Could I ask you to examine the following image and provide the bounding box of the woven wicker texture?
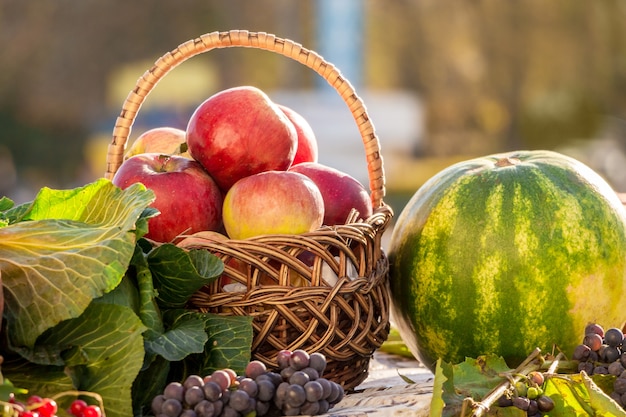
[105,30,393,389]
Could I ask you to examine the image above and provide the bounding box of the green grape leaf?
[148,243,223,309]
[0,179,154,348]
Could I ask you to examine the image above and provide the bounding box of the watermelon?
[388,150,626,371]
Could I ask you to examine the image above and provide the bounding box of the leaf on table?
[148,243,223,309]
[0,179,154,348]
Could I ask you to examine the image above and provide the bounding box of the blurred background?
[1,0,626,215]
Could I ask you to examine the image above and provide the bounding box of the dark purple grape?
[285,384,307,407]
[264,372,283,387]
[614,377,626,394]
[317,378,332,399]
[585,323,605,338]
[184,375,205,389]
[280,366,296,381]
[245,360,267,379]
[300,400,321,415]
[255,400,271,416]
[164,382,185,402]
[238,378,258,397]
[578,361,594,374]
[282,403,301,416]
[572,344,591,361]
[277,350,292,369]
[318,399,330,414]
[605,346,622,363]
[511,396,530,411]
[202,381,222,402]
[184,386,205,407]
[527,399,539,415]
[593,366,609,375]
[536,395,555,412]
[289,350,311,370]
[620,352,626,368]
[257,379,276,402]
[609,361,625,376]
[327,382,343,404]
[274,382,290,408]
[161,398,183,417]
[497,395,513,407]
[605,328,624,347]
[308,352,327,374]
[301,367,320,381]
[194,400,215,417]
[180,410,197,417]
[221,405,240,417]
[583,333,603,351]
[289,371,310,386]
[152,394,166,415]
[212,399,223,416]
[304,381,324,402]
[228,390,250,412]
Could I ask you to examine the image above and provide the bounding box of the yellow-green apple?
[278,104,318,165]
[186,86,298,191]
[222,170,324,239]
[112,153,223,243]
[288,162,373,225]
[124,127,191,160]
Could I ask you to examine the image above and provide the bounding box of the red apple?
[222,170,324,239]
[186,86,298,191]
[279,104,318,165]
[125,126,191,160]
[112,153,223,243]
[288,162,373,226]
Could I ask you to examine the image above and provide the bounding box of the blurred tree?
[0,0,625,198]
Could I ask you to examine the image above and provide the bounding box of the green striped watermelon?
[389,150,626,371]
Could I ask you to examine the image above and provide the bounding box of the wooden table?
[323,351,435,416]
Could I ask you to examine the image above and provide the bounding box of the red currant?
[18,410,39,417]
[26,396,43,406]
[36,399,58,417]
[69,399,88,417]
[82,405,102,417]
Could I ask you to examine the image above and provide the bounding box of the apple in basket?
[222,170,324,239]
[278,104,319,165]
[112,153,223,243]
[186,86,298,191]
[289,162,373,225]
[124,126,191,160]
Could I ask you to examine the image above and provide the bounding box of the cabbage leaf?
[0,179,155,348]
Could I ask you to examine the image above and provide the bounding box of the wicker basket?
[104,30,394,390]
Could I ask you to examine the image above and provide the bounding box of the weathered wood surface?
[322,351,435,416]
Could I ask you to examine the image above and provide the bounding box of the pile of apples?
[113,86,373,243]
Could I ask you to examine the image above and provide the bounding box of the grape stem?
[461,348,545,417]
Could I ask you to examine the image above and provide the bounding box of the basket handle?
[105,30,386,208]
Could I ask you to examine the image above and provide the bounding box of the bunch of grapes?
[496,371,555,416]
[151,349,344,417]
[572,323,626,407]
